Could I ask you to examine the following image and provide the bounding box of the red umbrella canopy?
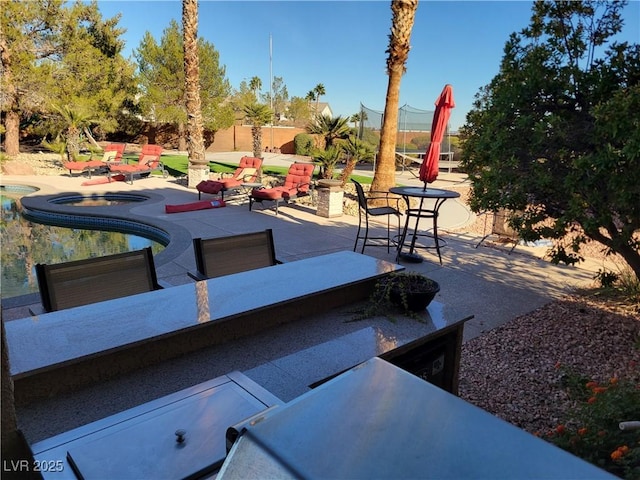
[419,84,455,186]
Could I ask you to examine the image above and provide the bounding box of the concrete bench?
[6,251,403,404]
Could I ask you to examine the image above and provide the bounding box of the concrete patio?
[1,153,601,444]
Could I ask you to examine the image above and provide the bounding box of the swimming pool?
[1,186,165,299]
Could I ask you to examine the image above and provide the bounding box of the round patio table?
[389,186,460,265]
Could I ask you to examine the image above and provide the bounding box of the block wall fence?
[207,125,307,154]
[137,125,430,154]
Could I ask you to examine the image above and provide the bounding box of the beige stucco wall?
[207,125,308,154]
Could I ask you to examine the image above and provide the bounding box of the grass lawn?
[158,154,374,184]
[75,152,375,184]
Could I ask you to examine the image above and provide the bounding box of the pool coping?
[2,178,193,278]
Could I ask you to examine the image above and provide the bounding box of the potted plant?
[385,272,440,312]
[353,272,440,320]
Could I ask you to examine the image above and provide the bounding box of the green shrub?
[548,367,640,479]
[593,264,640,305]
[359,128,380,148]
[395,142,417,152]
[351,272,438,322]
[410,134,430,150]
[294,133,314,155]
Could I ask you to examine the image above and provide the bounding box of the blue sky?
[97,1,640,132]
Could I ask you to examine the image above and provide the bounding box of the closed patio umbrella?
[419,84,455,189]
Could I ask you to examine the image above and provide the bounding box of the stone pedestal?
[188,164,210,189]
[316,180,344,218]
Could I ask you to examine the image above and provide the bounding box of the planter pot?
[390,281,440,312]
[317,179,342,188]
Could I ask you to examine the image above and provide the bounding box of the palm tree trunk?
[340,156,358,187]
[371,0,418,195]
[178,122,187,152]
[183,0,208,188]
[373,72,402,193]
[252,126,262,158]
[66,126,81,161]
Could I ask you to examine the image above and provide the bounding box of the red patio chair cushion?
[111,164,143,173]
[251,186,293,201]
[64,160,106,171]
[249,162,314,202]
[196,180,225,195]
[165,199,226,213]
[282,163,314,194]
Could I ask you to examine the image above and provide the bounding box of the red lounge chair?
[109,144,167,184]
[249,162,315,215]
[101,143,127,165]
[196,156,263,200]
[63,143,127,178]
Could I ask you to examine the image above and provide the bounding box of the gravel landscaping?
[459,293,639,436]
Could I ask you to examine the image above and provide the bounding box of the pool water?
[54,198,133,206]
[0,191,164,299]
[49,193,149,207]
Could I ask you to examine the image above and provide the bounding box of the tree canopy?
[461,0,640,280]
[1,0,136,155]
[306,114,350,149]
[261,76,288,121]
[135,19,233,149]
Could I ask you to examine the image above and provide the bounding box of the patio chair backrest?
[283,162,315,193]
[352,178,369,211]
[193,229,277,279]
[229,156,262,182]
[35,247,162,312]
[137,144,163,169]
[104,143,127,162]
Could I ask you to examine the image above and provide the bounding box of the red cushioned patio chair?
[109,144,167,184]
[101,143,127,165]
[196,156,263,200]
[249,162,315,215]
[63,143,127,178]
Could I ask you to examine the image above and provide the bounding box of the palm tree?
[305,90,316,117]
[313,83,326,115]
[339,137,375,186]
[350,113,361,130]
[306,114,350,149]
[371,0,418,194]
[313,145,343,180]
[243,103,273,158]
[182,0,207,188]
[249,76,262,101]
[50,104,92,161]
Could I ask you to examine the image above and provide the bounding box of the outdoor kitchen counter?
[6,251,403,404]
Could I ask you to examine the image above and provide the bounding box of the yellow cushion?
[239,167,257,180]
[102,151,118,162]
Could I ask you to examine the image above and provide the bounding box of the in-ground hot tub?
[48,192,150,207]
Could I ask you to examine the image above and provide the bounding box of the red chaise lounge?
[196,156,263,200]
[63,143,127,178]
[249,162,315,215]
[109,144,166,184]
